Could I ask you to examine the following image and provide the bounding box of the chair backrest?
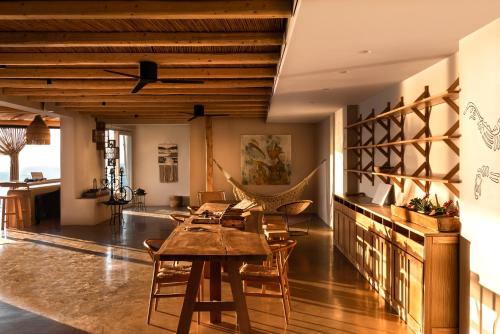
[197,191,226,205]
[276,200,313,216]
[143,239,164,261]
[269,239,297,274]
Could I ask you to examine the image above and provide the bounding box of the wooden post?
[205,116,214,191]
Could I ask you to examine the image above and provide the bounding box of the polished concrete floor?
[0,209,410,334]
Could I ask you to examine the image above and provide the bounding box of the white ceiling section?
[268,0,500,123]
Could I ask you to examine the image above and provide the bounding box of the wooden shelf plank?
[345,169,460,184]
[345,90,459,129]
[344,135,460,150]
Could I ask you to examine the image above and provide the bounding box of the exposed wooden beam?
[99,118,190,125]
[88,113,267,118]
[0,1,292,20]
[96,114,265,119]
[0,32,283,48]
[0,119,60,127]
[27,95,269,103]
[0,79,274,89]
[72,107,268,113]
[55,102,269,108]
[80,111,267,116]
[0,67,276,79]
[2,88,272,96]
[0,53,279,66]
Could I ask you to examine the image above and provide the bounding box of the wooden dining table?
[155,218,271,334]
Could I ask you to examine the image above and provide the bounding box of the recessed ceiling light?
[360,49,372,54]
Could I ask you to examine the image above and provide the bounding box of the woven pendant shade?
[26,115,50,145]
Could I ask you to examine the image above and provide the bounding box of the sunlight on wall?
[334,109,344,195]
[470,274,500,334]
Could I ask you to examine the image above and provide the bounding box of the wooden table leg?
[209,261,222,323]
[227,261,251,334]
[177,260,204,334]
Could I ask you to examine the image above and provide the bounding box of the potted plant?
[391,194,460,232]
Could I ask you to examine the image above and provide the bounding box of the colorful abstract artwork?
[158,143,178,183]
[241,135,291,185]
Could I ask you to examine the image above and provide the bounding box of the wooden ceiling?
[0,1,292,123]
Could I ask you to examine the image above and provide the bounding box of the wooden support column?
[205,116,214,191]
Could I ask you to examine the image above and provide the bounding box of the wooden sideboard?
[333,195,458,334]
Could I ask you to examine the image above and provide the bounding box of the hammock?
[213,159,326,211]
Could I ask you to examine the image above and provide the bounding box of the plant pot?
[390,205,460,232]
[169,195,182,208]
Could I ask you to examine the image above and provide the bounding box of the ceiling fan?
[182,104,230,122]
[104,61,204,93]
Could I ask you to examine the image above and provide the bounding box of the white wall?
[60,113,108,225]
[355,54,459,202]
[190,118,319,212]
[132,124,190,206]
[459,18,500,297]
[317,115,334,226]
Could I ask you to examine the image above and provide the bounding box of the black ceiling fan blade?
[159,79,204,84]
[130,79,149,94]
[103,69,141,79]
[187,115,199,122]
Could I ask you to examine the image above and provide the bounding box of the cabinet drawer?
[356,212,373,229]
[406,238,424,261]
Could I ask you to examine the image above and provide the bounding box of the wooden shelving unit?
[345,169,459,184]
[344,135,461,150]
[344,79,461,196]
[345,89,460,129]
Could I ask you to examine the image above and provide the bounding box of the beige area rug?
[0,237,15,245]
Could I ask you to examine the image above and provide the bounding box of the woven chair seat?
[157,264,191,282]
[239,263,278,280]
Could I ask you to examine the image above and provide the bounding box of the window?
[119,133,132,187]
[103,130,132,189]
[0,128,61,182]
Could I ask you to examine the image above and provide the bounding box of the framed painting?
[241,135,291,185]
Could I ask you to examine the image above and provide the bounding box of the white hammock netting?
[213,159,326,211]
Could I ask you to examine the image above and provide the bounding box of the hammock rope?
[213,159,326,211]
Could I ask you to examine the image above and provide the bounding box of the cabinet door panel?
[372,234,382,291]
[380,237,392,300]
[334,211,340,246]
[349,218,357,262]
[356,224,364,270]
[363,229,374,278]
[407,255,424,333]
[392,246,407,321]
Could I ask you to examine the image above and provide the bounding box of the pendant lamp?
[26,115,51,145]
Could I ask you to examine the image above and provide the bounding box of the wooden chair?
[276,200,313,236]
[239,239,297,324]
[187,191,227,214]
[197,191,226,205]
[143,239,203,324]
[262,214,289,240]
[0,195,24,230]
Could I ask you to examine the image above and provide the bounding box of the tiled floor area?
[0,209,410,334]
